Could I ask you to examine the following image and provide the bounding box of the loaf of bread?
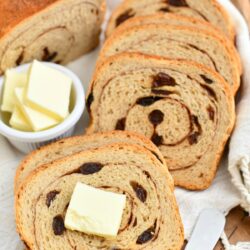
[87,53,235,190]
[99,24,240,93]
[15,131,165,191]
[106,0,234,41]
[16,143,184,249]
[0,0,105,74]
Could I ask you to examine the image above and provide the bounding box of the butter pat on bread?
[65,182,126,238]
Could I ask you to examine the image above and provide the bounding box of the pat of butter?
[9,107,32,132]
[15,88,59,131]
[25,60,72,121]
[1,70,27,112]
[65,182,126,238]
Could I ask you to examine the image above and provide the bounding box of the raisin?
[130,181,147,202]
[46,191,60,207]
[168,0,188,7]
[151,133,163,146]
[200,74,213,84]
[201,85,217,100]
[115,118,126,130]
[86,93,94,112]
[188,132,200,145]
[136,227,155,244]
[159,7,170,12]
[16,52,24,66]
[42,47,57,62]
[148,110,164,125]
[136,96,163,106]
[52,215,65,235]
[116,9,135,27]
[152,72,176,87]
[207,106,215,121]
[79,162,103,175]
[133,218,137,227]
[191,115,202,133]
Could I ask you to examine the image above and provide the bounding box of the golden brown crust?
[15,143,183,249]
[0,0,59,38]
[97,24,241,93]
[210,0,236,42]
[86,52,235,190]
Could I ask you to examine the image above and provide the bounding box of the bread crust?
[98,24,241,93]
[15,131,167,192]
[106,0,235,42]
[15,143,183,250]
[86,52,235,190]
[0,0,59,38]
[0,0,106,74]
[106,13,242,78]
[0,0,105,39]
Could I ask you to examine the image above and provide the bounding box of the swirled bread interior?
[16,143,183,250]
[15,131,165,191]
[87,53,235,190]
[99,24,240,93]
[0,0,105,74]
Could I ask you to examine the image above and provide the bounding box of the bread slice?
[0,0,105,74]
[112,12,221,35]
[87,53,235,190]
[98,24,240,93]
[16,143,184,250]
[106,0,235,41]
[110,13,241,75]
[15,131,165,191]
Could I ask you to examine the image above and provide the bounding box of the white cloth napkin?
[0,0,249,249]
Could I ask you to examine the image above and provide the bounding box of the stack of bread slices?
[87,0,241,190]
[14,1,241,249]
[15,131,184,249]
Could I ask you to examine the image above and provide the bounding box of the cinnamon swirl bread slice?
[87,53,235,190]
[16,144,184,250]
[111,13,241,72]
[15,131,165,191]
[113,13,221,35]
[99,24,241,93]
[0,0,105,74]
[106,0,234,41]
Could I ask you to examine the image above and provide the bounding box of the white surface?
[186,209,225,250]
[65,182,126,237]
[0,0,249,249]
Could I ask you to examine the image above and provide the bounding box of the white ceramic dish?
[0,62,85,153]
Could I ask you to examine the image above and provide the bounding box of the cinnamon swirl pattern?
[16,143,183,250]
[87,53,235,190]
[0,0,105,74]
[99,24,240,93]
[15,131,165,191]
[106,0,234,41]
